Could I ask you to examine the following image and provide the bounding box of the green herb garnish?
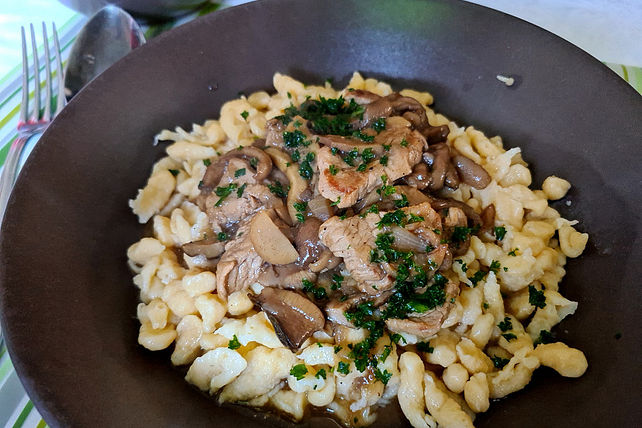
[227,335,241,349]
[528,285,546,309]
[290,364,308,380]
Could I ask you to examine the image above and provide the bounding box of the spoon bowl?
[64,5,145,100]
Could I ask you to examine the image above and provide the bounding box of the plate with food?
[1,0,640,427]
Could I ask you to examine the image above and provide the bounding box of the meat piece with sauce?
[216,220,265,300]
[319,214,393,294]
[316,127,426,208]
[204,184,287,233]
[319,202,446,295]
[385,278,460,339]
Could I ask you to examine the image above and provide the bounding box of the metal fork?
[0,23,66,223]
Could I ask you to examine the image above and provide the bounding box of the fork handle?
[0,135,29,223]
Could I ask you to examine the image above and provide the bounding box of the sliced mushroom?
[453,155,491,189]
[253,287,325,350]
[295,217,326,267]
[181,237,226,259]
[199,146,273,193]
[249,210,299,264]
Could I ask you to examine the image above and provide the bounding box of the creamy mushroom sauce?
[128,73,589,427]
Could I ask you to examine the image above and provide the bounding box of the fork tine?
[42,22,52,122]
[29,23,40,122]
[52,22,66,116]
[19,27,29,124]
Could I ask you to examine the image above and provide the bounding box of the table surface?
[0,1,640,427]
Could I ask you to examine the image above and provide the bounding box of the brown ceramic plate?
[1,0,641,426]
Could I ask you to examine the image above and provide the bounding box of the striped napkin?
[0,2,640,427]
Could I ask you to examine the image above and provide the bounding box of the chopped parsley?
[501,333,517,341]
[334,345,343,354]
[328,164,339,175]
[498,316,513,332]
[214,183,238,206]
[382,144,391,151]
[374,368,392,385]
[494,226,507,241]
[468,270,486,287]
[249,157,258,168]
[291,149,301,162]
[331,274,344,290]
[330,197,341,207]
[451,225,478,243]
[203,159,211,166]
[236,183,247,197]
[380,345,392,363]
[331,147,339,156]
[277,95,364,136]
[376,209,407,229]
[508,248,519,256]
[294,201,308,223]
[400,138,408,147]
[217,232,228,241]
[240,110,249,120]
[491,356,510,369]
[267,181,289,198]
[390,334,405,345]
[337,361,350,375]
[168,169,179,176]
[377,175,396,197]
[489,260,501,274]
[290,364,308,380]
[283,130,309,148]
[227,335,241,349]
[534,329,555,345]
[416,341,434,353]
[299,152,315,180]
[528,285,547,309]
[372,117,387,132]
[361,148,376,163]
[342,148,359,166]
[483,302,489,309]
[455,259,468,272]
[379,155,389,166]
[234,168,246,177]
[293,119,302,128]
[394,194,410,209]
[315,368,327,379]
[302,278,327,300]
[407,212,424,223]
[352,130,375,142]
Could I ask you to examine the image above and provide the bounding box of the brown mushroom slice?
[181,237,226,259]
[294,217,325,266]
[250,210,299,265]
[253,287,325,350]
[453,155,491,189]
[199,146,273,193]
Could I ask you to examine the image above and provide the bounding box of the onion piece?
[389,226,428,252]
[250,210,299,264]
[308,195,333,221]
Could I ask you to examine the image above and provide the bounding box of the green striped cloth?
[0,3,640,427]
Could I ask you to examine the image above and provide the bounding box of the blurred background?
[0,0,640,77]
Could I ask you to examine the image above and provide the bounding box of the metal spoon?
[64,5,145,100]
